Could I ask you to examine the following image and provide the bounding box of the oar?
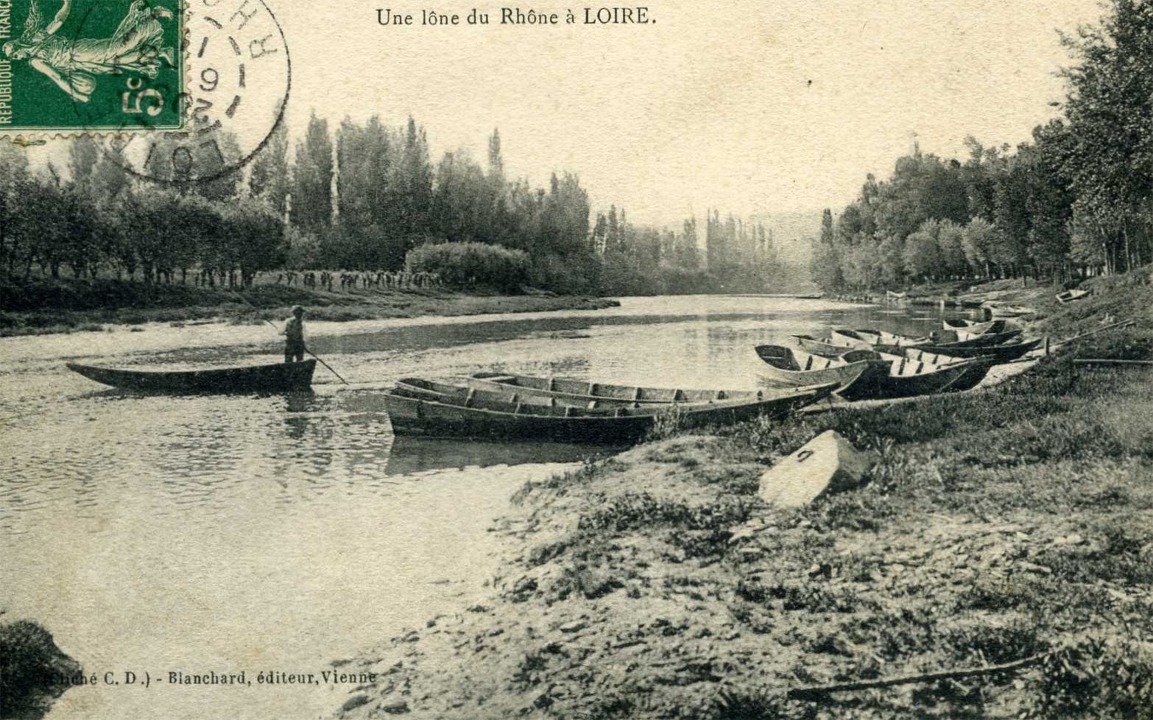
[258,317,350,385]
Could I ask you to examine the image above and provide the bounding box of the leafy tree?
[903,222,943,282]
[936,220,967,279]
[962,217,997,278]
[1061,0,1153,272]
[292,113,334,230]
[249,121,290,215]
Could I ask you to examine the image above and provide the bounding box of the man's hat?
[292,305,305,315]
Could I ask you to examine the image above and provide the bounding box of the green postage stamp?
[0,0,183,132]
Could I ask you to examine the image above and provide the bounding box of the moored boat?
[790,334,854,357]
[853,348,984,398]
[1056,288,1091,304]
[943,318,1007,336]
[465,372,748,405]
[879,349,997,393]
[762,342,991,399]
[383,378,836,442]
[65,360,317,393]
[755,345,890,401]
[981,302,1037,318]
[899,337,1042,362]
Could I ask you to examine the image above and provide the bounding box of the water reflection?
[385,436,622,476]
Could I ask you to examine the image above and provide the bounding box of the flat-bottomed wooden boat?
[465,372,748,405]
[66,360,317,393]
[1056,288,1091,304]
[900,337,1042,362]
[754,345,891,401]
[383,378,836,442]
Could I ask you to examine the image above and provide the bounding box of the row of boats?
[63,318,1040,445]
[756,319,1039,402]
[381,318,1041,443]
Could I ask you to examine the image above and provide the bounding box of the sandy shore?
[325,274,1153,719]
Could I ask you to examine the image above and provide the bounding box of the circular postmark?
[70,0,291,185]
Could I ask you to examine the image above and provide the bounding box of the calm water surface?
[0,295,965,720]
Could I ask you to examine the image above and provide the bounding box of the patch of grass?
[577,492,752,534]
[1032,636,1153,719]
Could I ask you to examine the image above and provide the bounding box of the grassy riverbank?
[0,279,619,337]
[334,271,1153,719]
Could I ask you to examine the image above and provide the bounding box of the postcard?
[3,0,1149,718]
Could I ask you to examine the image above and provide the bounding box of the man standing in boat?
[283,306,307,363]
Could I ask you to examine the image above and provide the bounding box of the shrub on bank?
[0,620,83,718]
[405,242,529,292]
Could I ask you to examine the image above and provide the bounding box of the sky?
[25,0,1109,227]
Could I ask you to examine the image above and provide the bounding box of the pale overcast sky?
[31,0,1108,225]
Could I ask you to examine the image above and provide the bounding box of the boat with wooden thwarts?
[759,343,990,399]
[393,377,731,410]
[875,349,997,393]
[898,337,1042,362]
[981,302,1037,318]
[841,327,1022,352]
[844,348,985,398]
[793,330,935,357]
[942,318,1007,336]
[754,345,891,401]
[382,378,837,442]
[1056,288,1091,304]
[465,372,747,405]
[941,325,1021,344]
[65,360,317,393]
[838,328,931,348]
[790,334,858,357]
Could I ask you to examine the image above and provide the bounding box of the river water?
[0,295,961,720]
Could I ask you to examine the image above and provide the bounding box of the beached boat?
[859,349,984,398]
[754,345,891,400]
[382,378,836,442]
[941,328,1022,346]
[1056,288,1091,304]
[899,337,1042,362]
[465,372,749,405]
[848,327,1023,351]
[981,302,1036,318]
[793,329,933,356]
[65,360,317,393]
[790,334,855,357]
[943,318,1007,336]
[830,328,929,351]
[878,349,996,393]
[758,345,977,399]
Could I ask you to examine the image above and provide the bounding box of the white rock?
[758,430,877,507]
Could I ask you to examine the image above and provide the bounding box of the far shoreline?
[0,281,622,339]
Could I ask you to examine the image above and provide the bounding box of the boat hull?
[66,360,317,393]
[465,372,747,404]
[791,335,855,357]
[384,380,835,443]
[905,338,1041,362]
[755,345,892,401]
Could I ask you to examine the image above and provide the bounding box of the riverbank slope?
[0,279,618,337]
[334,270,1153,719]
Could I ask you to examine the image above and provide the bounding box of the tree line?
[0,110,795,296]
[811,0,1153,293]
